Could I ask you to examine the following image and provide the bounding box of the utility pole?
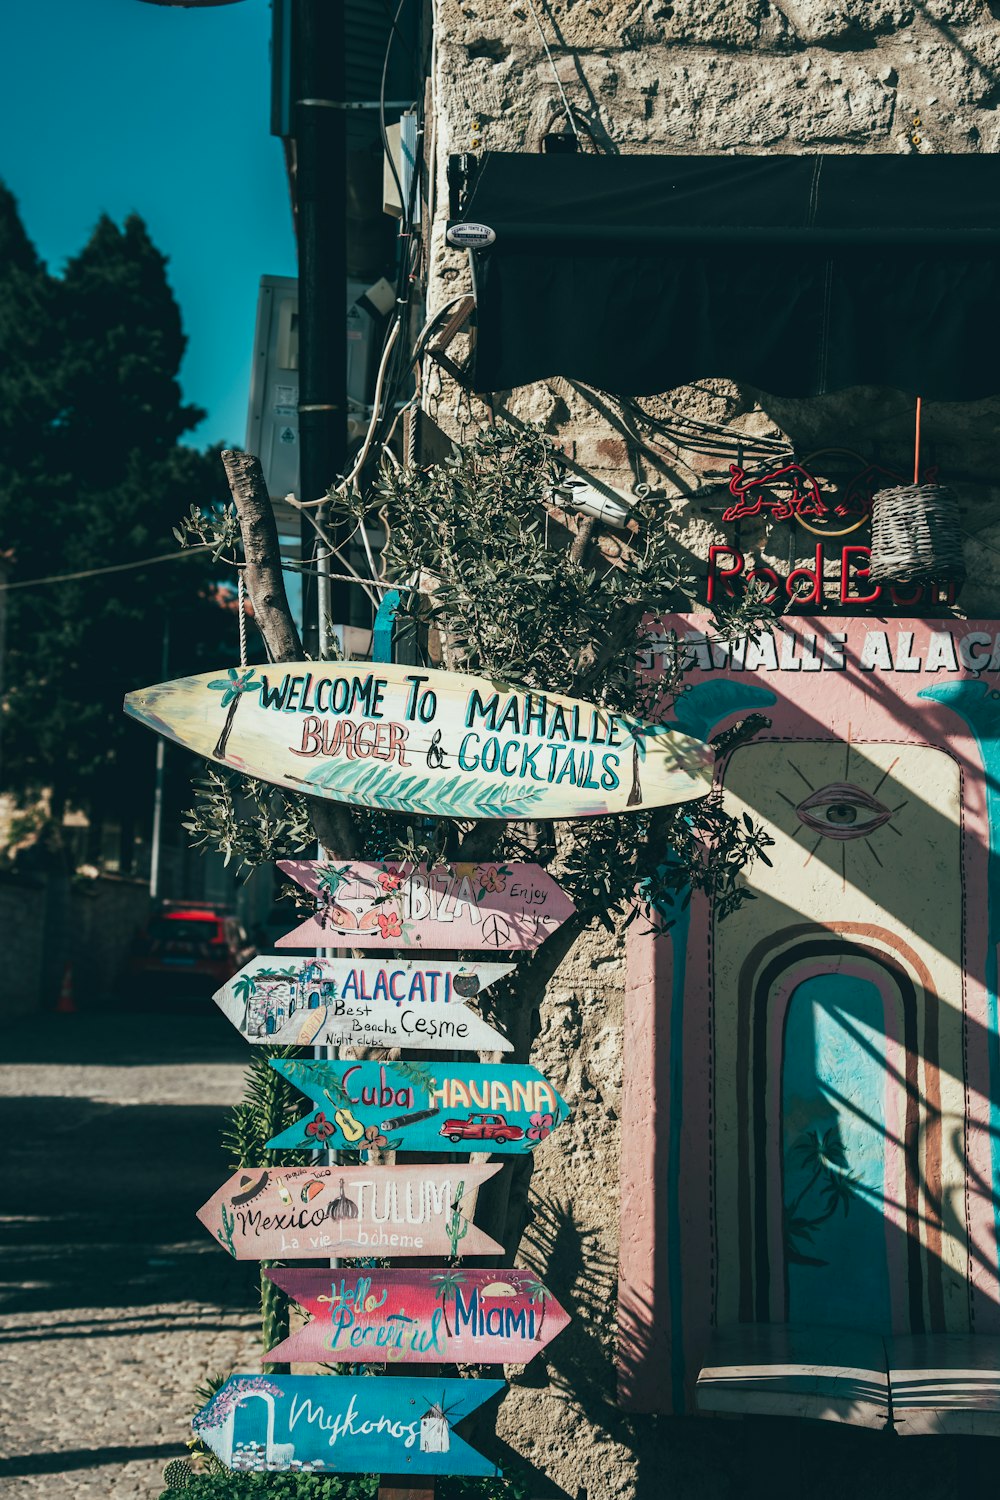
[148,619,170,902]
[292,0,349,655]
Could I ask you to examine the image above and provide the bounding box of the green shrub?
[159,1468,530,1500]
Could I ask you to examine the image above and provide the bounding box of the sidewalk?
[0,1012,262,1497]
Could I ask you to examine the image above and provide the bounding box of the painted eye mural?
[618,619,1000,1430]
[794,782,895,840]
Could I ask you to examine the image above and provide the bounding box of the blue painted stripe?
[919,683,1000,1286]
[667,892,691,1411]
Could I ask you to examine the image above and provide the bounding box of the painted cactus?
[447,1180,469,1258]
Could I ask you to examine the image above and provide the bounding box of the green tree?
[0,191,232,858]
[0,183,59,506]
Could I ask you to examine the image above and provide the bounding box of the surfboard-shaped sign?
[198,1164,504,1260]
[193,1374,503,1476]
[123,662,713,819]
[214,956,514,1051]
[276,859,576,951]
[266,1058,569,1155]
[264,1267,569,1365]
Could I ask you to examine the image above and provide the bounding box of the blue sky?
[1,0,295,449]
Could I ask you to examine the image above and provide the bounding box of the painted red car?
[439,1112,525,1145]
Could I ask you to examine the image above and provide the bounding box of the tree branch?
[573,602,647,695]
[220,449,359,859]
[221,449,303,661]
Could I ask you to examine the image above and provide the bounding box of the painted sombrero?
[230,1170,269,1206]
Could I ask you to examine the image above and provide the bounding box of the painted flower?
[527,1111,555,1141]
[378,868,402,892]
[305,1111,336,1141]
[480,865,507,893]
[193,1377,282,1432]
[377,912,402,939]
[362,1125,389,1152]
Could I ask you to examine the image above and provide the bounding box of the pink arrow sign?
[264,1267,569,1365]
[276,858,576,951]
[198,1165,504,1260]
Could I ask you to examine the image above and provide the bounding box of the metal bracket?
[371,588,401,664]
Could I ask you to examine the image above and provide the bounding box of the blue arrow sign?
[266,1058,570,1155]
[193,1374,503,1476]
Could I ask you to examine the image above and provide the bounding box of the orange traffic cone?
[56,962,76,1014]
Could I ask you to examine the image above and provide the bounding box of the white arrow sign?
[214,955,514,1052]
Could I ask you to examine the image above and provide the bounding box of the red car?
[128,903,255,995]
[439,1112,525,1145]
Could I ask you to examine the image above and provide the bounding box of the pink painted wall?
[618,617,1000,1412]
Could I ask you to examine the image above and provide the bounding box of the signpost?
[266,1058,569,1155]
[214,955,515,1050]
[192,1374,504,1477]
[197,1164,505,1260]
[263,1267,569,1366]
[276,858,576,951]
[123,660,714,818]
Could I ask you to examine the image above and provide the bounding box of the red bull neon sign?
[722,450,938,538]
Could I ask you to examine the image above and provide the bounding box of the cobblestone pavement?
[0,1009,264,1497]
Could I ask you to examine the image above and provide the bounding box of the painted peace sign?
[481,914,513,948]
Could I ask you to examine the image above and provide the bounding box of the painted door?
[712,738,967,1335]
[782,971,892,1330]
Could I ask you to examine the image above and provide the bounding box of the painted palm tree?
[208,667,263,759]
[620,719,677,807]
[233,974,257,1033]
[430,1270,466,1339]
[522,1277,552,1342]
[314,864,352,928]
[784,1125,858,1266]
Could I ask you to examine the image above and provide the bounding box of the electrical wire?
[0,544,212,592]
[524,0,580,140]
[380,0,414,230]
[294,298,468,514]
[343,318,403,489]
[623,395,793,460]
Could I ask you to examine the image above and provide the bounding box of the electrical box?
[247,275,394,504]
[245,275,301,505]
[383,112,421,222]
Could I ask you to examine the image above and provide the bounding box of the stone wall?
[0,871,149,1017]
[425,0,1000,608]
[69,873,151,1008]
[0,875,47,1020]
[422,4,1000,1496]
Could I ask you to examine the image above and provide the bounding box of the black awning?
[458,152,1000,400]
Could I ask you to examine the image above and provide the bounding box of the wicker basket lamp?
[867,482,966,586]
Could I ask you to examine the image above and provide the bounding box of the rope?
[237,570,248,668]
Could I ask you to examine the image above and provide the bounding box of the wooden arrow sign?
[214,956,514,1051]
[123,661,713,819]
[267,1058,569,1156]
[276,858,576,951]
[192,1373,503,1477]
[197,1164,504,1259]
[264,1267,570,1366]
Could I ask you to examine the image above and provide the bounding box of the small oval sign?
[446,221,497,249]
